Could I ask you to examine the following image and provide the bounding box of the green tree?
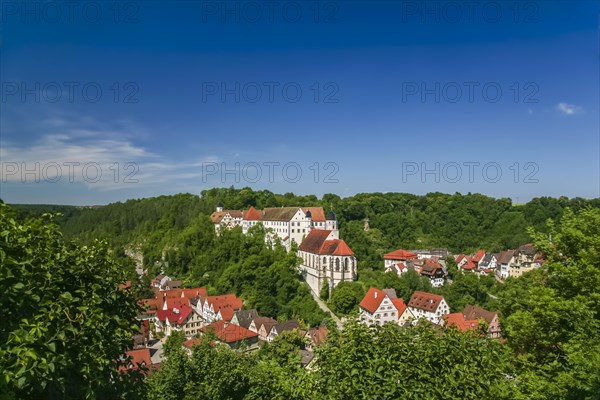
[499,208,600,399]
[0,204,143,399]
[328,281,366,315]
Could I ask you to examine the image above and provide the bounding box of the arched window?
[344,258,349,272]
[335,258,340,271]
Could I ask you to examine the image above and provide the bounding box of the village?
[120,203,544,373]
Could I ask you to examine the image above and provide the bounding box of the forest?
[8,188,600,327]
[2,198,599,399]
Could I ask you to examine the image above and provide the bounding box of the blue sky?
[1,0,598,205]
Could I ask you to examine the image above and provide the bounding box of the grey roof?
[516,244,536,256]
[479,253,496,267]
[273,319,300,334]
[300,349,314,367]
[232,309,259,329]
[383,288,398,300]
[262,207,301,221]
[497,250,516,264]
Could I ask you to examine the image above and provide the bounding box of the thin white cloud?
[556,102,583,116]
[1,116,221,192]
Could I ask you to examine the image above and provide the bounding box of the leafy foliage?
[0,203,143,399]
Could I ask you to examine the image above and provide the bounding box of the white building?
[297,229,356,295]
[212,204,338,250]
[383,249,418,272]
[358,287,410,326]
[210,202,244,234]
[497,250,516,279]
[407,291,450,325]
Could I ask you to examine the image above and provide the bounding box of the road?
[307,285,343,330]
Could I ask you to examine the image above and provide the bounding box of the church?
[297,229,356,295]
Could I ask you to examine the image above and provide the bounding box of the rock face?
[125,247,144,275]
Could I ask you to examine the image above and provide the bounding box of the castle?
[211,202,356,294]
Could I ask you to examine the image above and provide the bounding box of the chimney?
[173,308,179,314]
[374,291,378,299]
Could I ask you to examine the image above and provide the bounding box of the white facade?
[409,298,450,325]
[243,208,338,247]
[430,277,445,288]
[297,230,356,295]
[212,205,338,250]
[360,294,398,326]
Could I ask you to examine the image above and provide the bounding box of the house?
[304,325,327,350]
[119,348,153,374]
[194,294,243,324]
[249,317,278,341]
[201,320,259,349]
[462,305,502,338]
[297,229,357,295]
[384,249,418,272]
[141,286,207,315]
[456,250,486,273]
[153,275,184,291]
[231,309,260,329]
[155,303,204,337]
[395,298,415,326]
[300,349,315,369]
[417,258,446,287]
[510,244,542,277]
[267,320,301,342]
[410,248,450,259]
[478,253,498,275]
[359,288,400,326]
[407,291,450,325]
[211,202,244,233]
[133,320,150,349]
[497,250,516,279]
[443,312,479,332]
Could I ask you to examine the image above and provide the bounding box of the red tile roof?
[210,210,244,223]
[331,239,354,256]
[119,280,132,290]
[359,287,387,314]
[298,230,354,256]
[302,207,326,222]
[392,298,408,316]
[119,348,152,372]
[183,338,201,349]
[443,312,478,332]
[244,206,262,220]
[408,291,445,312]
[472,249,486,263]
[201,320,258,344]
[306,325,328,346]
[384,249,418,260]
[156,304,193,325]
[462,305,498,324]
[298,230,334,253]
[206,294,243,321]
[420,259,444,276]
